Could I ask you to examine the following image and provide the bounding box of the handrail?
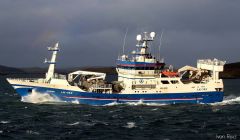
[7,78,40,81]
[92,84,112,89]
[7,78,44,83]
[197,59,226,66]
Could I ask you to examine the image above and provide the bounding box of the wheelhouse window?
[161,80,170,84]
[117,65,156,70]
[170,80,179,84]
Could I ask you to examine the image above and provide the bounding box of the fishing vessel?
[7,32,226,105]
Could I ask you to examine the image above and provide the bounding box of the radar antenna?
[122,27,128,55]
[158,30,164,60]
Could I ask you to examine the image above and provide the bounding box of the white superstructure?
[116,32,226,94]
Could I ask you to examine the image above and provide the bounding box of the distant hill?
[220,62,240,79]
[20,67,47,73]
[0,65,24,75]
[81,67,116,74]
[0,65,116,76]
[0,63,239,78]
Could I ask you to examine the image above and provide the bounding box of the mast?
[136,32,156,61]
[158,31,164,60]
[45,43,59,82]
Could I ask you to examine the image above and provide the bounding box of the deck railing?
[7,78,44,83]
[198,59,226,66]
[92,84,112,89]
[53,73,66,80]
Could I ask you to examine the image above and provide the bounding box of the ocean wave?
[21,90,83,105]
[104,101,167,106]
[210,95,240,106]
[67,122,80,126]
[67,121,96,127]
[21,90,63,104]
[124,122,136,128]
[70,99,80,104]
[26,130,40,135]
[0,121,10,124]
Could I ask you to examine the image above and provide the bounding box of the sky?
[0,0,239,68]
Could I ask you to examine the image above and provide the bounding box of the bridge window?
[132,85,156,89]
[170,80,179,84]
[161,80,170,84]
[117,65,157,70]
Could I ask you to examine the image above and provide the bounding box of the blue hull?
[13,84,224,105]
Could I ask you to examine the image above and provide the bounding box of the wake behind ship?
[7,32,226,105]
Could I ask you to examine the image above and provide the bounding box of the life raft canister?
[162,71,179,77]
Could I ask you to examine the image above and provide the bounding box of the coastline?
[1,63,240,79]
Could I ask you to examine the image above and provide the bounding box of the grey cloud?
[0,0,239,68]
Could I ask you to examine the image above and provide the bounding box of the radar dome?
[150,32,156,38]
[136,34,142,41]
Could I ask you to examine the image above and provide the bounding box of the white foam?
[67,121,95,126]
[0,121,10,124]
[70,99,80,104]
[104,101,120,106]
[126,100,145,106]
[124,122,136,128]
[104,100,167,106]
[26,130,40,135]
[83,114,92,117]
[136,102,167,106]
[125,101,167,106]
[67,122,80,126]
[211,95,240,106]
[21,89,62,104]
